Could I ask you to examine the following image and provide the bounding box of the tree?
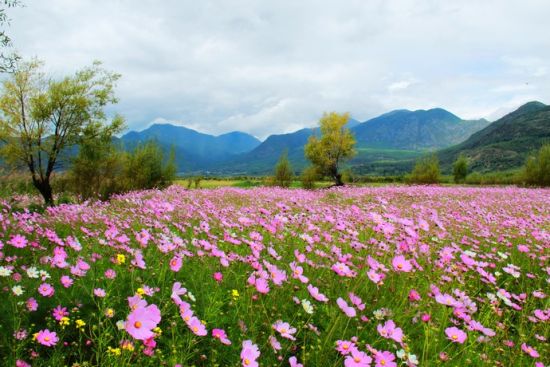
[409,154,440,184]
[300,166,319,189]
[0,1,22,72]
[122,140,176,191]
[0,59,121,205]
[69,116,125,201]
[273,149,293,187]
[523,143,550,187]
[452,154,468,183]
[304,112,356,186]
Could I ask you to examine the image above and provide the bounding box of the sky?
[5,0,550,140]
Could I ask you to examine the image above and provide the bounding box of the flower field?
[0,186,549,366]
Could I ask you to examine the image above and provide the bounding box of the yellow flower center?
[452,335,458,340]
[244,358,250,365]
[193,326,198,332]
[381,361,386,366]
[134,321,142,329]
[44,336,50,342]
[343,343,349,350]
[354,357,361,362]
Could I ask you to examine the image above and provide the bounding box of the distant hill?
[213,108,490,175]
[438,101,550,172]
[352,108,490,150]
[120,123,261,171]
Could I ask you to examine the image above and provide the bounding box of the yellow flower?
[105,308,115,318]
[121,341,135,351]
[231,289,240,300]
[75,319,86,329]
[136,288,145,296]
[60,317,70,327]
[116,254,126,264]
[107,346,121,356]
[153,326,162,335]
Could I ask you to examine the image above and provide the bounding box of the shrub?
[452,154,468,183]
[522,143,550,187]
[273,150,293,187]
[409,154,440,184]
[301,166,319,189]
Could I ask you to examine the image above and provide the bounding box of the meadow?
[0,185,548,366]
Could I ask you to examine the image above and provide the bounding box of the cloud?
[5,0,550,139]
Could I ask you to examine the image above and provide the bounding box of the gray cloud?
[6,0,550,139]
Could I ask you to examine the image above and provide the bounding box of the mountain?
[120,123,261,171]
[212,108,490,174]
[352,108,490,150]
[438,101,550,172]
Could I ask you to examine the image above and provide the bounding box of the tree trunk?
[33,179,54,206]
[334,172,344,186]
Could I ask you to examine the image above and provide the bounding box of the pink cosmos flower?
[521,343,539,358]
[26,297,38,312]
[104,269,116,279]
[60,275,73,288]
[128,295,147,310]
[336,340,357,355]
[272,320,296,340]
[240,340,260,367]
[169,256,182,272]
[52,305,69,321]
[345,349,372,367]
[35,329,58,347]
[125,303,161,340]
[188,316,207,336]
[445,327,467,344]
[307,284,329,302]
[268,335,281,351]
[377,320,404,343]
[435,294,458,307]
[374,351,396,367]
[255,277,270,294]
[349,293,365,311]
[171,282,187,306]
[289,356,304,367]
[408,289,421,302]
[212,328,231,345]
[94,288,106,297]
[213,272,223,283]
[16,360,31,367]
[337,297,357,317]
[8,234,27,249]
[38,283,55,297]
[392,255,413,272]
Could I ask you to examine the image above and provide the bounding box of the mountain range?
[120,101,549,175]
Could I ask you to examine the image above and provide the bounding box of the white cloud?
[5,0,550,139]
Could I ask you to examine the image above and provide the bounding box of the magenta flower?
[445,327,467,344]
[213,272,223,283]
[171,282,187,306]
[52,305,69,321]
[188,316,207,336]
[212,328,231,345]
[8,234,28,249]
[345,349,372,367]
[125,303,161,340]
[169,256,182,272]
[289,356,304,367]
[94,288,106,297]
[337,297,357,317]
[336,340,357,355]
[408,289,421,302]
[521,343,539,358]
[307,284,329,302]
[60,275,73,288]
[374,351,396,367]
[392,255,412,272]
[26,297,38,312]
[255,277,270,294]
[272,320,296,340]
[35,329,58,347]
[240,340,260,367]
[377,320,403,343]
[38,283,55,297]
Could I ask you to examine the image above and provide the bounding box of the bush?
[301,166,319,189]
[122,141,176,191]
[409,154,440,184]
[273,150,293,187]
[522,143,550,187]
[453,154,468,183]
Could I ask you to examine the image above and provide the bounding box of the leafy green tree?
[304,112,356,186]
[0,59,120,205]
[453,154,468,183]
[523,143,550,186]
[300,166,319,189]
[69,116,125,201]
[122,140,176,190]
[410,154,440,184]
[273,150,293,187]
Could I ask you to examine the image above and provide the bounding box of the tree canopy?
[304,112,356,186]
